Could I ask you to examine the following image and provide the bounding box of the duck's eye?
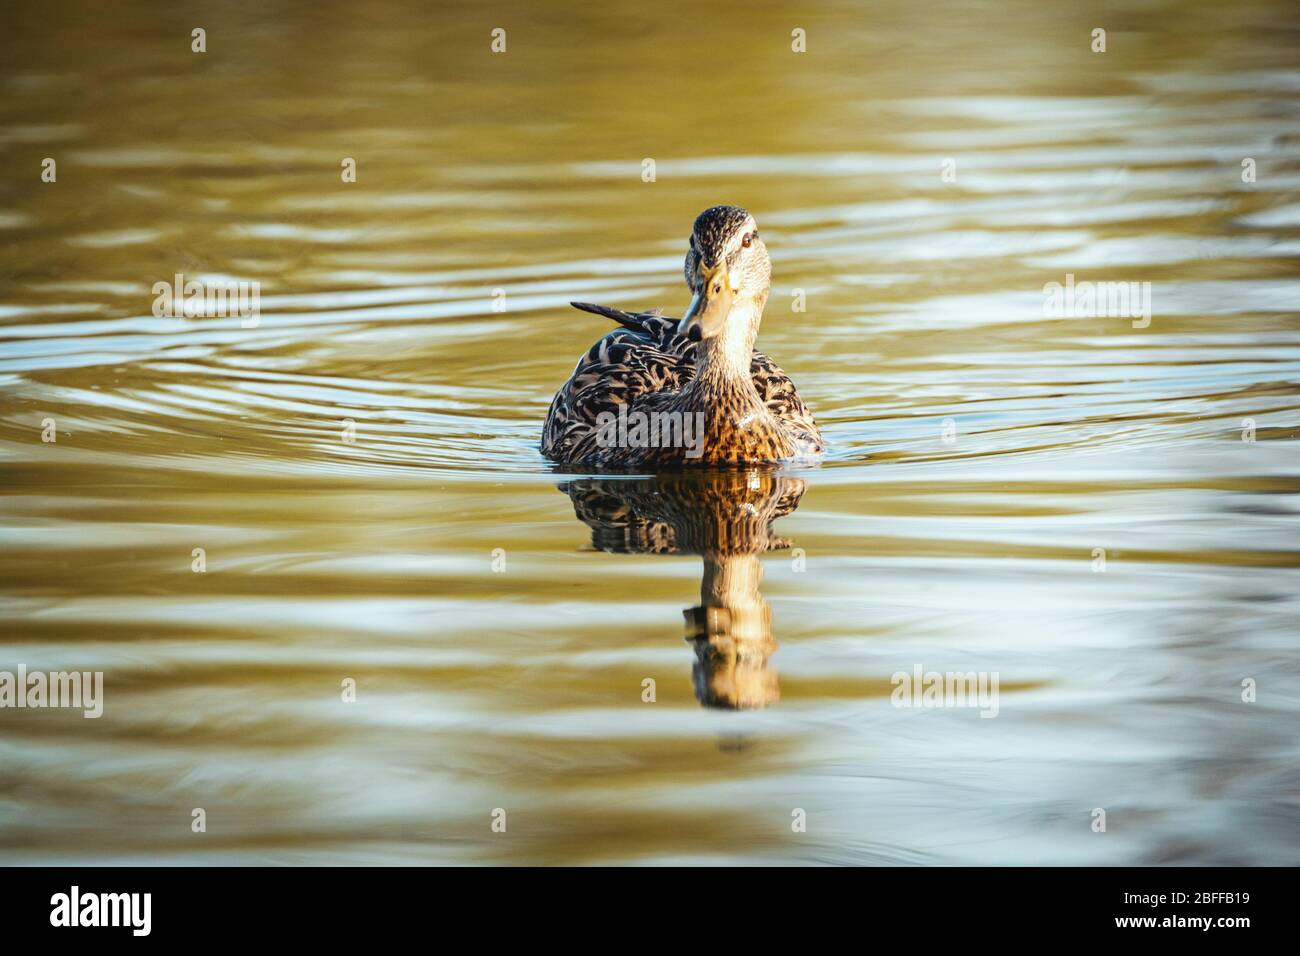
[741,233,753,248]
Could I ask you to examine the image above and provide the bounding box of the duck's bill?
[677,263,733,340]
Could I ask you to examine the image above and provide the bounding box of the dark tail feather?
[570,301,663,333]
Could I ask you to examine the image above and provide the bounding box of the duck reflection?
[559,472,806,709]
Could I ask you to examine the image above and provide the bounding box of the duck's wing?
[750,352,824,453]
[541,303,696,464]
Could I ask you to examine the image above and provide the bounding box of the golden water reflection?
[563,472,806,709]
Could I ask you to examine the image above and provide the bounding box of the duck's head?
[678,205,770,341]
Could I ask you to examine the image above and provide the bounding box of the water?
[1,0,1298,865]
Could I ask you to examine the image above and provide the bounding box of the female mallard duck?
[541,205,822,467]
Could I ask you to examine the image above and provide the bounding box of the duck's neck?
[692,297,764,405]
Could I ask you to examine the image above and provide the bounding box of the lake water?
[1,0,1298,865]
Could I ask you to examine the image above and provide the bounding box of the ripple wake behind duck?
[542,206,823,468]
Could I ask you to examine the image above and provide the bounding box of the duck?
[541,205,823,467]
